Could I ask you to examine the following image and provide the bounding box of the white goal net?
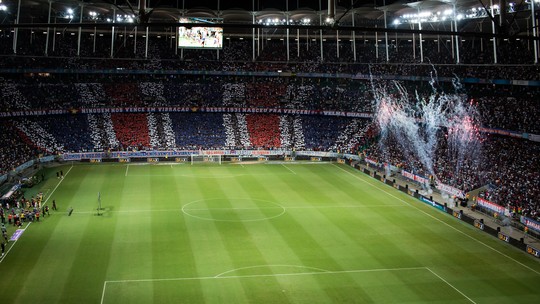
[190,154,222,165]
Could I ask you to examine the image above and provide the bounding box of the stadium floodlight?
[0,4,7,11]
[65,8,74,19]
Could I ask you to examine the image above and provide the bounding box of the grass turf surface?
[1,162,539,303]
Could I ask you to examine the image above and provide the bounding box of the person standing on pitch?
[52,200,57,211]
[1,240,5,257]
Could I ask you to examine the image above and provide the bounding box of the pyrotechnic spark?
[372,79,483,188]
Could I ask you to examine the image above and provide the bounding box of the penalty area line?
[100,281,108,304]
[101,266,475,303]
[104,266,427,284]
[125,164,129,177]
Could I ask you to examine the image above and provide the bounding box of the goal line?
[190,154,222,165]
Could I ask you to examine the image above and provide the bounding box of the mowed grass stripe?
[180,166,260,303]
[3,165,77,303]
[106,164,154,304]
[57,165,124,303]
[201,165,295,303]
[222,166,342,303]
[267,165,429,273]
[1,163,539,304]
[104,268,470,303]
[333,164,540,301]
[237,166,369,302]
[147,165,202,303]
[11,165,104,303]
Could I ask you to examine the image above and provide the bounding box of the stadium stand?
[1,11,539,219]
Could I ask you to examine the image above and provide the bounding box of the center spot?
[182,198,285,222]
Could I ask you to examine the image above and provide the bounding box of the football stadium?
[0,0,539,303]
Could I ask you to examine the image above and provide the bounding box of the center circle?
[182,198,286,222]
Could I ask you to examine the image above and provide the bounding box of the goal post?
[190,154,222,165]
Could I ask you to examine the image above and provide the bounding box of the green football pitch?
[1,162,539,303]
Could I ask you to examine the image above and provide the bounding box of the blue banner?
[419,196,446,212]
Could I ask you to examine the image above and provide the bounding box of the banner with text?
[401,170,429,186]
[520,216,540,233]
[436,182,465,198]
[476,197,505,214]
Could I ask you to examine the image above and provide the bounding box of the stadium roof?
[0,0,536,38]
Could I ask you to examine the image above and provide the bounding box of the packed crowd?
[0,37,538,221]
[246,114,281,149]
[480,136,540,221]
[0,123,37,175]
[1,109,538,218]
[111,113,150,150]
[2,76,537,134]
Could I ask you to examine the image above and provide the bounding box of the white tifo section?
[87,114,103,150]
[235,113,251,148]
[147,112,176,149]
[87,114,119,151]
[102,113,120,149]
[147,112,160,148]
[160,113,176,149]
[15,119,64,153]
[279,115,306,150]
[292,116,305,150]
[222,113,236,148]
[279,115,292,149]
